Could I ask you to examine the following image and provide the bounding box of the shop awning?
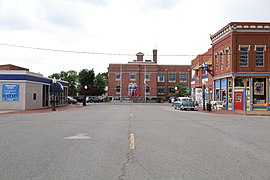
[50,81,64,92]
[206,59,212,65]
[192,65,200,70]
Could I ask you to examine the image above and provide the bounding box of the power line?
[0,42,197,57]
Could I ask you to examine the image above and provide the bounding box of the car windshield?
[181,98,192,101]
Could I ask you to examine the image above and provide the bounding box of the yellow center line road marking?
[129,134,135,149]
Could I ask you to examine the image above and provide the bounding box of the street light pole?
[165,69,168,99]
[144,64,146,102]
[52,77,57,111]
[175,86,178,96]
[83,85,87,106]
[202,84,206,111]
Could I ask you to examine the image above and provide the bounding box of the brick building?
[192,22,270,111]
[108,50,191,101]
[191,48,213,106]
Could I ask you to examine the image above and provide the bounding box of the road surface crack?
[118,109,135,180]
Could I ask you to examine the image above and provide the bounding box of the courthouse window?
[157,86,164,94]
[115,73,121,80]
[168,72,176,82]
[145,73,150,81]
[130,73,136,80]
[116,86,121,93]
[179,72,187,82]
[157,72,165,82]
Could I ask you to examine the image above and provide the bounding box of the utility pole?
[202,84,206,110]
[144,64,146,102]
[120,64,122,101]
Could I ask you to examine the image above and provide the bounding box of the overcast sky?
[0,0,269,77]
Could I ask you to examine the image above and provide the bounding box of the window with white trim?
[168,72,176,82]
[157,72,165,82]
[145,85,150,94]
[116,86,121,94]
[179,72,187,82]
[145,73,150,81]
[226,48,230,69]
[130,72,136,80]
[240,46,249,67]
[215,53,219,71]
[157,86,164,94]
[220,51,224,70]
[115,73,121,80]
[256,46,265,67]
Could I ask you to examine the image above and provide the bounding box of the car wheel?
[191,108,194,111]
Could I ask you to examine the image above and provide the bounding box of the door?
[234,92,243,110]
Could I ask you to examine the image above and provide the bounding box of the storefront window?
[228,89,232,103]
[253,78,266,104]
[246,89,250,105]
[222,90,226,103]
[235,78,244,87]
[215,89,220,100]
[228,79,232,87]
[221,89,227,104]
[246,78,250,88]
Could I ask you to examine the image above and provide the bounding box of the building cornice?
[210,22,270,44]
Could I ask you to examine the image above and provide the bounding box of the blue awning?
[50,81,64,92]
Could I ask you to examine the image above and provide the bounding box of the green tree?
[176,84,189,97]
[48,73,61,80]
[78,69,95,87]
[95,72,108,89]
[49,70,79,97]
[66,70,78,96]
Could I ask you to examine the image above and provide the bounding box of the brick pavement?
[0,104,82,115]
[196,106,270,116]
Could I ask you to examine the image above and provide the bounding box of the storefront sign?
[2,84,19,101]
[254,82,264,95]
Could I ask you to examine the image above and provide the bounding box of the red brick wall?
[233,32,270,73]
[212,34,232,77]
[108,63,191,98]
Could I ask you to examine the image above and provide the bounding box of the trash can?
[207,103,212,111]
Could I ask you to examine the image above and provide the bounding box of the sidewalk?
[0,104,82,115]
[196,106,270,116]
[196,107,245,115]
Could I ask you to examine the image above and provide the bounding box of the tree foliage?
[95,72,108,89]
[49,68,107,97]
[78,69,95,87]
[49,70,79,97]
[176,83,189,97]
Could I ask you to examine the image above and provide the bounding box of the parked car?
[169,96,176,103]
[86,96,103,103]
[67,96,77,104]
[173,97,195,111]
[73,96,84,103]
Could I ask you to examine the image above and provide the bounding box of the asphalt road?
[1,103,270,180]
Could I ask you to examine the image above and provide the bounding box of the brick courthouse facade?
[108,50,191,101]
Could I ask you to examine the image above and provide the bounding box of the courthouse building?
[108,50,191,101]
[0,64,68,110]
